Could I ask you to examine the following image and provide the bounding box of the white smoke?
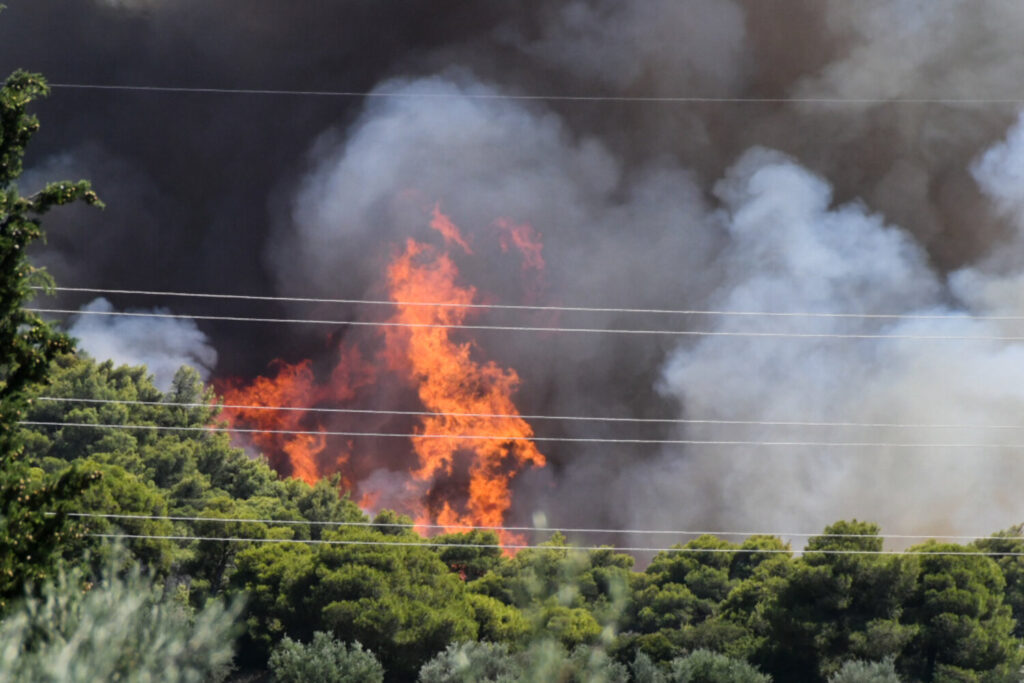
[275,66,1024,539]
[69,298,217,391]
[971,111,1024,227]
[645,145,1024,539]
[273,75,722,315]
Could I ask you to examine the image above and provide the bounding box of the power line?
[36,286,1021,322]
[27,307,1024,341]
[66,512,1019,543]
[34,396,1024,431]
[19,420,1024,449]
[91,532,1024,557]
[46,83,1024,106]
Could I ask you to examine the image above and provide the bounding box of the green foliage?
[0,70,102,611]
[15,352,1024,681]
[435,529,504,580]
[971,528,1024,639]
[624,535,791,663]
[0,551,239,682]
[467,592,531,644]
[757,521,917,681]
[526,641,629,682]
[417,641,519,682]
[70,460,177,573]
[231,527,482,681]
[900,542,1021,682]
[828,657,902,683]
[628,650,773,683]
[268,631,383,683]
[418,640,629,683]
[469,535,633,648]
[667,649,772,683]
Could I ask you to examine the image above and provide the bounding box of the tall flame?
[384,235,546,540]
[215,204,546,544]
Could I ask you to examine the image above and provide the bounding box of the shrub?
[268,631,383,683]
[828,658,902,683]
[668,649,771,683]
[0,553,239,682]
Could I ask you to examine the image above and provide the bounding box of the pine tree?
[0,69,103,610]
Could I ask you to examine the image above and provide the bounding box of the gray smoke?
[9,0,1024,540]
[69,298,217,390]
[643,144,1024,541]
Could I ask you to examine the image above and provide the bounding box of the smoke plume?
[8,0,1024,541]
[70,298,217,390]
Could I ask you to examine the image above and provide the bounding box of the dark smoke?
[7,0,1024,542]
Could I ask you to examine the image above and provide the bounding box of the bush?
[828,658,902,683]
[0,553,239,682]
[418,641,518,682]
[269,631,383,683]
[668,649,771,683]
[418,640,629,683]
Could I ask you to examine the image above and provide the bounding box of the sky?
[7,0,1024,546]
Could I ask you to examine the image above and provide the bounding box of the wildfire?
[385,233,546,541]
[217,359,326,485]
[216,205,546,545]
[217,346,371,486]
[496,217,544,272]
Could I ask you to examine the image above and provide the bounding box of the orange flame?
[384,233,546,543]
[496,218,545,271]
[215,204,546,547]
[217,346,371,485]
[430,202,473,254]
[217,360,326,485]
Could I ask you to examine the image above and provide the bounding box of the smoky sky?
[8,0,1024,543]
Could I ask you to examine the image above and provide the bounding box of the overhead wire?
[46,83,1024,106]
[19,420,1024,449]
[88,532,1024,557]
[33,285,1024,322]
[34,396,1024,431]
[63,512,1022,543]
[26,307,1024,342]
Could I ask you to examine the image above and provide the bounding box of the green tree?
[0,70,102,610]
[522,640,628,682]
[231,525,485,681]
[417,641,519,682]
[900,542,1021,681]
[971,527,1024,639]
[758,521,917,681]
[0,551,239,682]
[469,535,634,648]
[667,649,772,683]
[623,535,792,663]
[269,632,384,683]
[828,657,902,683]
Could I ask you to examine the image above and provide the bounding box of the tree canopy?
[0,70,102,610]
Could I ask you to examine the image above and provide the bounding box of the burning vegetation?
[217,206,546,541]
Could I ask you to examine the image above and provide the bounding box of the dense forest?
[5,72,1024,683]
[8,352,1024,682]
